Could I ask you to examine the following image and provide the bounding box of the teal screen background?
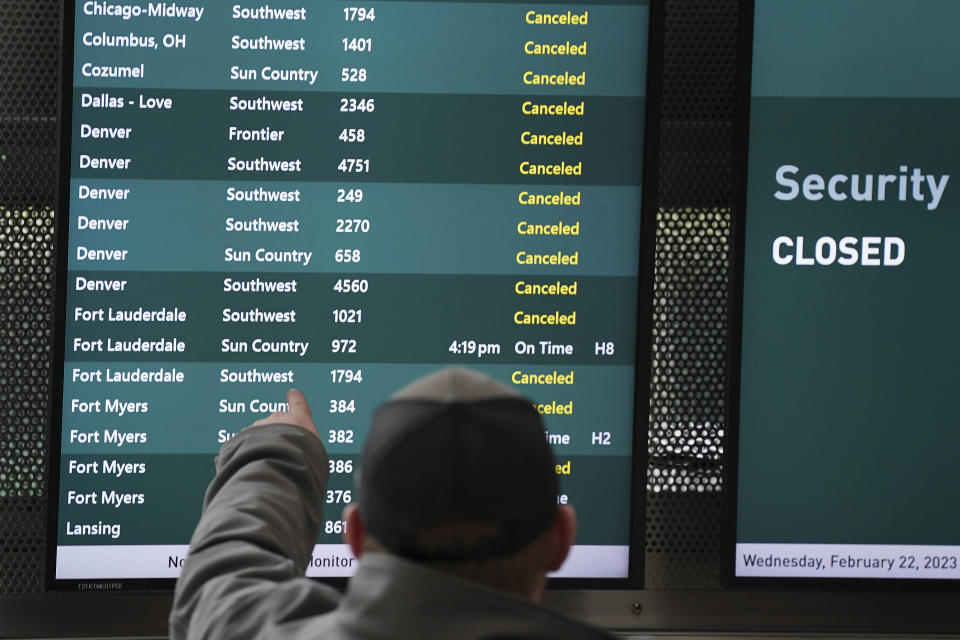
[738,0,960,545]
[55,0,651,569]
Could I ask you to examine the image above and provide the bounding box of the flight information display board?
[51,0,653,586]
[733,0,960,581]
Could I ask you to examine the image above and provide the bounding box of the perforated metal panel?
[0,0,741,596]
[0,0,60,596]
[646,207,729,589]
[645,0,739,589]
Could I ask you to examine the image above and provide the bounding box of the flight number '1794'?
[343,7,375,21]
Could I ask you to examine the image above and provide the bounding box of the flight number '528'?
[341,68,367,82]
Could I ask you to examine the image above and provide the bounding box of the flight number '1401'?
[343,37,372,52]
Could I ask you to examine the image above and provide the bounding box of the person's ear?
[342,504,366,558]
[547,505,577,571]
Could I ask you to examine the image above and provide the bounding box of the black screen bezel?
[46,0,663,592]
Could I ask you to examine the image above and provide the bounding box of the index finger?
[286,388,311,418]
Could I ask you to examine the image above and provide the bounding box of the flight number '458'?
[339,128,365,142]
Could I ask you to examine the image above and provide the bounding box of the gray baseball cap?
[357,368,558,560]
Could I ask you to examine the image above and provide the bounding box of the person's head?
[342,368,576,601]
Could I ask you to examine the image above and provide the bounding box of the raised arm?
[170,389,341,639]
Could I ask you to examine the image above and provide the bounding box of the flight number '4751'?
[338,158,370,173]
